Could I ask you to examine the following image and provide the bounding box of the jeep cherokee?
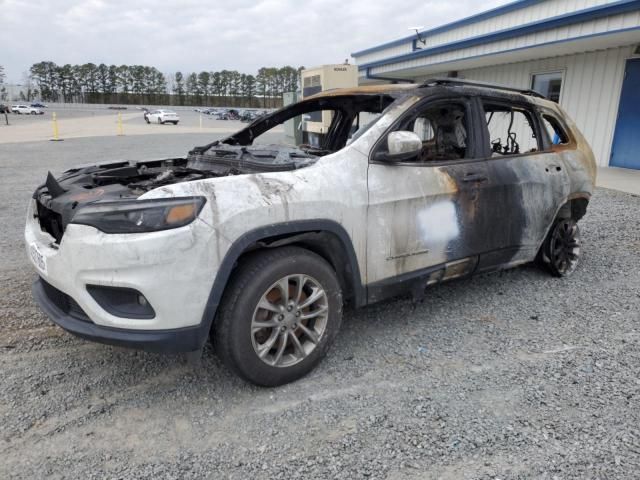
[25,79,596,386]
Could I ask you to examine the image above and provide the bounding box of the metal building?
[351,0,640,170]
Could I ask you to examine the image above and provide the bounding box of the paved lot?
[0,106,278,143]
[1,133,639,479]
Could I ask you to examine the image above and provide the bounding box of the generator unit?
[282,91,301,146]
[300,64,358,147]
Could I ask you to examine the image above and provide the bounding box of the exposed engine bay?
[32,144,319,242]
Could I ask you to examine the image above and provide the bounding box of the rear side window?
[541,114,570,145]
[484,103,540,156]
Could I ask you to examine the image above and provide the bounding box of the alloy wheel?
[549,219,580,275]
[251,274,329,368]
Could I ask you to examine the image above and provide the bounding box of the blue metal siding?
[610,59,640,169]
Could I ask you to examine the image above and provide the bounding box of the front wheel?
[213,246,343,387]
[539,218,581,277]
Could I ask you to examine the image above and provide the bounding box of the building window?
[531,72,563,103]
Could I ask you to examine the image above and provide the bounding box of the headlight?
[71,196,206,233]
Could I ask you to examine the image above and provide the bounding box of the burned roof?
[306,83,417,98]
[307,77,553,105]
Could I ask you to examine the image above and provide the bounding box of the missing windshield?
[190,94,396,159]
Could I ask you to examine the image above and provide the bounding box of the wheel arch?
[535,192,590,259]
[555,193,590,221]
[196,220,365,346]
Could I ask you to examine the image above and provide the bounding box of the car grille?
[41,279,92,323]
[35,202,64,243]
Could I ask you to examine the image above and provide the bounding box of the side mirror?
[374,131,422,162]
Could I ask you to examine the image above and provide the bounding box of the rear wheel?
[213,246,343,386]
[539,218,581,277]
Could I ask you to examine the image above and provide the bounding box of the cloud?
[0,0,509,81]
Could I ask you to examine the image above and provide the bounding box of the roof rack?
[419,78,546,99]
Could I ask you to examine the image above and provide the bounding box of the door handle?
[462,172,487,182]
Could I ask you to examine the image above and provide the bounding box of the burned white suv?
[26,79,596,386]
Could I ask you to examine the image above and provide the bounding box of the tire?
[538,217,581,277]
[30,111,36,115]
[213,246,343,387]
[172,121,178,125]
[145,118,150,124]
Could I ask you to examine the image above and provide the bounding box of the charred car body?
[26,79,596,386]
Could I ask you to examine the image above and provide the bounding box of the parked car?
[145,109,179,125]
[216,109,240,120]
[140,107,150,122]
[240,109,260,123]
[31,102,47,108]
[25,79,595,386]
[12,104,44,115]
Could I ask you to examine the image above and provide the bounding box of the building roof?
[351,0,544,58]
[357,1,640,67]
[353,0,640,82]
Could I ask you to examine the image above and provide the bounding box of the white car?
[12,105,43,115]
[145,109,179,125]
[26,79,596,386]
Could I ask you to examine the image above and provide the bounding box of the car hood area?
[32,144,320,242]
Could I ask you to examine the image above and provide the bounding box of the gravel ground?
[1,134,639,479]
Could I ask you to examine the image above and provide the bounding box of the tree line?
[28,62,303,108]
[0,65,7,102]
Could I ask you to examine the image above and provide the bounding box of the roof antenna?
[408,26,427,49]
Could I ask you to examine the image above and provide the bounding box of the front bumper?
[32,278,203,352]
[25,199,221,349]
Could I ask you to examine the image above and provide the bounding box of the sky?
[1,0,510,83]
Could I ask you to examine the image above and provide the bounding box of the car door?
[474,97,570,272]
[366,96,494,298]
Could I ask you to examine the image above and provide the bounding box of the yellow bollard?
[50,112,63,142]
[117,112,124,136]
